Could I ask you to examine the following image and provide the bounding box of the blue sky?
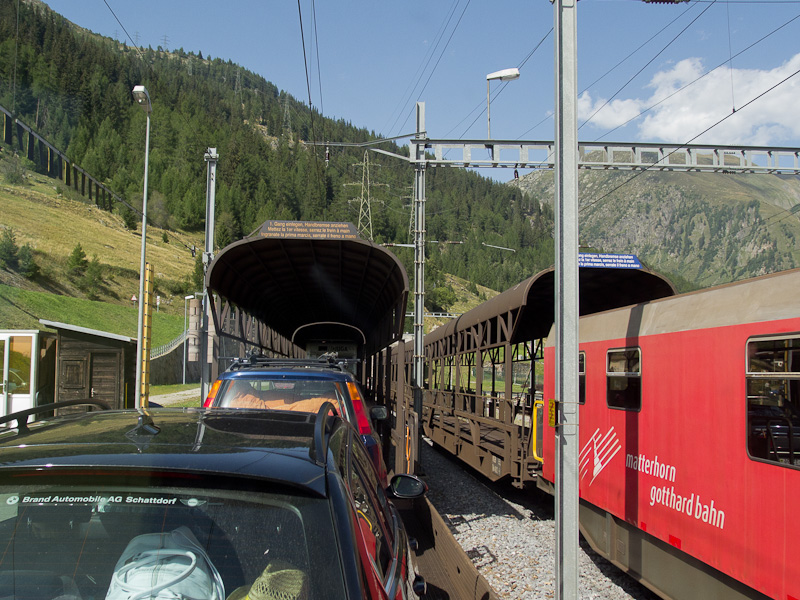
[43,0,800,167]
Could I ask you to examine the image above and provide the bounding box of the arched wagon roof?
[206,222,409,355]
[426,264,676,351]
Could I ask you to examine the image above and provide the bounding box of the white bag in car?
[105,526,225,600]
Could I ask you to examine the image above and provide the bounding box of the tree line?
[0,0,555,308]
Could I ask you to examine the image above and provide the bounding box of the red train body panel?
[541,269,800,600]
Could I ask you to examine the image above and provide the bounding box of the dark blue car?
[204,356,389,483]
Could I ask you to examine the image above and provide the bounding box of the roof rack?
[310,401,338,467]
[227,353,348,373]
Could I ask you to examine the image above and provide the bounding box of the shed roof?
[39,319,135,344]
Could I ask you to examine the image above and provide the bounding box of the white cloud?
[581,53,800,146]
[578,92,646,130]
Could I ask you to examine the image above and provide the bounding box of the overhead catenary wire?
[726,0,737,112]
[393,0,473,137]
[582,2,696,95]
[515,3,708,167]
[517,2,698,140]
[592,10,800,142]
[296,0,324,195]
[311,0,326,144]
[447,27,553,139]
[580,64,800,215]
[512,55,800,255]
[92,0,207,253]
[7,0,201,255]
[579,0,718,133]
[383,0,462,137]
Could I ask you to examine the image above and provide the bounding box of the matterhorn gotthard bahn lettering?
[581,428,726,530]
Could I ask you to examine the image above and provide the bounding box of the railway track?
[418,438,660,600]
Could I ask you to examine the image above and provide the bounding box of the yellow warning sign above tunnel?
[257,221,360,240]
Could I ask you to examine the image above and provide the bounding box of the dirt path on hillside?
[149,387,202,407]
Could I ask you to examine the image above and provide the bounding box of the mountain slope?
[0,171,202,314]
[512,169,800,288]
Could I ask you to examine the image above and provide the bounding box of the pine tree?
[17,244,39,279]
[67,243,88,277]
[0,229,19,270]
[82,255,104,300]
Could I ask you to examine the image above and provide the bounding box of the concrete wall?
[150,342,201,386]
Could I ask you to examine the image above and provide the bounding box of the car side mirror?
[387,473,428,499]
[370,405,388,421]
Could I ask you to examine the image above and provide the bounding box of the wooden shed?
[39,320,135,410]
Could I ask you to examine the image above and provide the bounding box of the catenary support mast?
[554,0,580,597]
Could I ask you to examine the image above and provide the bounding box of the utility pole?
[200,147,218,403]
[412,102,426,472]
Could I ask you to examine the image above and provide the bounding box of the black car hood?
[0,409,328,496]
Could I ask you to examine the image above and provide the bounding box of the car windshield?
[216,377,345,416]
[0,480,345,600]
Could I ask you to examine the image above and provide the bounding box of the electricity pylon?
[345,151,385,241]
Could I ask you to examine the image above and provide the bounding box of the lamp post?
[486,68,520,138]
[132,85,151,409]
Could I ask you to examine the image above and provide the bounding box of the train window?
[579,352,586,405]
[746,336,800,468]
[606,348,641,411]
[442,357,454,392]
[481,347,504,396]
[431,359,441,390]
[459,352,476,394]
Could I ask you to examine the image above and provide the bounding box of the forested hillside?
[0,0,554,311]
[3,0,799,314]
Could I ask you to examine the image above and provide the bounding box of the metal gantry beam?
[407,139,800,174]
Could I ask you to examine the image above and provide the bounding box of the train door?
[0,332,35,418]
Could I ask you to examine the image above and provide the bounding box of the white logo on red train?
[580,427,621,485]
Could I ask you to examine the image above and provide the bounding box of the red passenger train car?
[540,268,800,600]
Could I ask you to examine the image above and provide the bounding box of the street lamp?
[486,68,520,139]
[183,294,195,385]
[132,85,151,409]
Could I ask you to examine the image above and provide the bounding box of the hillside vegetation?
[0,0,554,309]
[2,0,800,342]
[0,166,199,341]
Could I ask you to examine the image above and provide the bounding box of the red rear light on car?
[346,381,373,436]
[203,379,222,408]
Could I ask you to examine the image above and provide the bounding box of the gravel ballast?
[419,439,661,600]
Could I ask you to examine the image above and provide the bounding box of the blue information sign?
[578,253,642,269]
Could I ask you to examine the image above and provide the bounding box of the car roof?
[0,407,345,497]
[221,356,357,379]
[222,367,353,381]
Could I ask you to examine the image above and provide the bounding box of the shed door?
[89,351,121,408]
